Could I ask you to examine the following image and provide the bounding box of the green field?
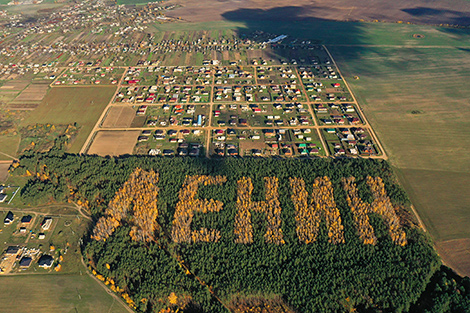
[323,27,470,274]
[0,273,129,313]
[20,87,116,153]
[0,135,20,161]
[330,45,470,240]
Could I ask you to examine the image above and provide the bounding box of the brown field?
[165,0,470,25]
[87,130,140,156]
[102,106,135,128]
[5,103,39,110]
[0,162,11,182]
[14,84,49,102]
[0,81,29,91]
[436,239,470,277]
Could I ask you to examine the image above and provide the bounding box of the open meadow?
[20,87,116,153]
[327,31,470,275]
[0,273,129,313]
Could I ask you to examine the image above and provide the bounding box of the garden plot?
[213,66,255,85]
[212,103,312,128]
[115,85,210,104]
[265,84,305,102]
[14,84,49,102]
[55,67,123,85]
[134,128,206,156]
[210,127,324,157]
[313,102,363,126]
[87,130,140,156]
[157,85,211,103]
[271,46,332,65]
[322,127,380,157]
[144,104,210,127]
[102,106,136,128]
[303,79,353,102]
[154,66,212,86]
[256,66,299,85]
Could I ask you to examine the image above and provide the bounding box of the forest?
[11,150,470,313]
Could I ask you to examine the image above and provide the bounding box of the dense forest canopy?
[12,152,461,312]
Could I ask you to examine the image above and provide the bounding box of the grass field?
[154,19,470,47]
[0,273,129,313]
[20,87,116,153]
[325,29,470,274]
[0,135,20,161]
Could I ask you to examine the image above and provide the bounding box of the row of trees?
[13,152,440,312]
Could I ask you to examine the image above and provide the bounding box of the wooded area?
[11,152,469,312]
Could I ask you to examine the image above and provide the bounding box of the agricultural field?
[328,33,470,275]
[0,274,129,313]
[20,87,116,153]
[87,131,141,156]
[163,0,470,26]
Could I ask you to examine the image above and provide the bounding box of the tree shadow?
[402,7,470,26]
[221,6,368,62]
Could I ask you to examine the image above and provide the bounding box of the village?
[0,0,385,159]
[87,51,384,158]
[0,206,84,275]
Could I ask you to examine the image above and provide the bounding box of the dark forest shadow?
[402,7,470,26]
[221,6,368,62]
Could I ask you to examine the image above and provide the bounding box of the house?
[41,217,52,231]
[0,193,7,203]
[4,211,14,225]
[5,246,20,255]
[19,257,32,268]
[189,148,200,157]
[252,149,262,156]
